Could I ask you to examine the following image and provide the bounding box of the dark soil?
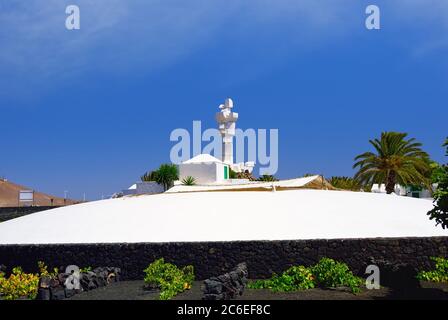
[67,280,448,300]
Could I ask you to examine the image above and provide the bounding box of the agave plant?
[354,132,430,194]
[181,176,196,186]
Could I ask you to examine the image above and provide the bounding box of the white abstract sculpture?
[216,98,238,165]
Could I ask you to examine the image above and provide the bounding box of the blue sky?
[0,0,447,200]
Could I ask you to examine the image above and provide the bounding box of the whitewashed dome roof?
[0,189,445,245]
[182,154,223,164]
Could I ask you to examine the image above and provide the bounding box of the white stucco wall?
[215,162,227,183]
[179,162,220,184]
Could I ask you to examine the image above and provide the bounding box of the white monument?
[216,98,254,174]
[216,98,238,165]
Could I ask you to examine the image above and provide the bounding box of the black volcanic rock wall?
[0,237,447,280]
[0,206,61,222]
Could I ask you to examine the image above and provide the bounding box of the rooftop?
[182,154,224,164]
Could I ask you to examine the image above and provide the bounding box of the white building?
[177,98,255,186]
[371,183,434,199]
[179,154,230,184]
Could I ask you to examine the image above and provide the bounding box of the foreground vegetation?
[417,257,448,283]
[248,258,364,294]
[143,258,194,300]
[0,262,58,300]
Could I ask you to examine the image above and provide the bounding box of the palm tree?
[353,132,430,194]
[155,164,179,191]
[257,175,278,182]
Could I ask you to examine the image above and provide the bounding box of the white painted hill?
[0,190,445,245]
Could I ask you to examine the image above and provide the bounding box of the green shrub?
[311,258,363,293]
[248,258,363,294]
[0,267,40,300]
[143,258,194,300]
[80,266,92,273]
[248,266,315,291]
[417,257,448,283]
[37,261,59,278]
[229,168,238,179]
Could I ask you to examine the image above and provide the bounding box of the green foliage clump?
[181,176,196,186]
[430,162,446,185]
[417,257,448,283]
[229,168,238,179]
[248,266,315,291]
[248,258,363,294]
[428,139,448,229]
[141,164,179,191]
[143,258,194,300]
[37,261,59,278]
[311,258,363,293]
[0,267,40,300]
[0,262,98,300]
[257,175,278,182]
[0,261,63,300]
[80,266,92,273]
[329,176,364,191]
[141,170,158,182]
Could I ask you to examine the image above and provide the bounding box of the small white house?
[179,154,230,184]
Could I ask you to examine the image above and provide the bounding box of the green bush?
[248,266,315,291]
[0,262,62,300]
[311,258,363,293]
[143,258,194,300]
[37,261,59,278]
[80,266,92,273]
[427,139,448,229]
[416,257,448,283]
[140,164,179,191]
[248,258,363,294]
[0,267,40,300]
